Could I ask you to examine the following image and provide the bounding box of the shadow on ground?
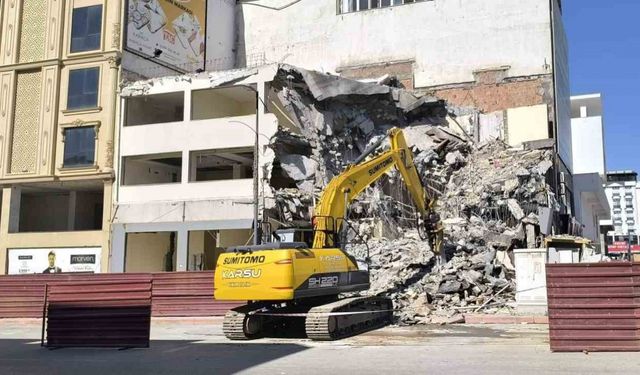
[0,339,308,375]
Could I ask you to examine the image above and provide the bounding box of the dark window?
[67,67,99,110]
[63,126,96,167]
[340,0,425,13]
[71,5,102,53]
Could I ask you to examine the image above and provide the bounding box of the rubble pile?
[265,66,555,324]
[268,65,449,192]
[347,142,554,324]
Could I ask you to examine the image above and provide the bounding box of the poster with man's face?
[7,248,102,274]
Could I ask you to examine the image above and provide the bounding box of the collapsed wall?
[264,66,555,324]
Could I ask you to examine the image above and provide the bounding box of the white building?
[111,66,279,272]
[236,0,575,219]
[569,94,609,245]
[603,171,639,238]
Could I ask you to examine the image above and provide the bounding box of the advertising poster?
[126,0,206,70]
[607,241,640,254]
[8,248,102,274]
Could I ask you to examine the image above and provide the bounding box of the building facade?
[0,0,123,274]
[0,0,237,274]
[569,94,609,247]
[111,66,279,273]
[236,0,574,216]
[602,171,640,242]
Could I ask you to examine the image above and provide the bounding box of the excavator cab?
[271,228,315,247]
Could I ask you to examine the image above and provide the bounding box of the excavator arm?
[312,128,439,251]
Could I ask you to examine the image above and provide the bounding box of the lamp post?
[229,85,266,246]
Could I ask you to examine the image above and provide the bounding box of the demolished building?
[265,66,558,324]
[117,64,566,323]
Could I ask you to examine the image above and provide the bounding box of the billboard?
[607,241,640,254]
[126,0,206,71]
[7,248,102,275]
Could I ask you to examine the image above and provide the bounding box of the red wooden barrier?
[547,262,640,352]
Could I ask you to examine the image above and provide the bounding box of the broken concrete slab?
[279,154,318,181]
[507,199,525,221]
[281,65,390,101]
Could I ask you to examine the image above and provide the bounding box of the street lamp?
[228,85,270,245]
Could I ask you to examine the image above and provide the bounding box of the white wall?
[206,0,237,70]
[237,0,554,88]
[571,116,605,176]
[573,173,609,243]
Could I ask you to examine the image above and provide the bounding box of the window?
[67,67,99,110]
[339,0,425,13]
[125,92,184,126]
[63,126,96,167]
[71,5,102,53]
[191,86,256,120]
[15,183,103,233]
[189,148,254,182]
[122,153,182,186]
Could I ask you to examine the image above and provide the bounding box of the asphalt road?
[0,318,638,375]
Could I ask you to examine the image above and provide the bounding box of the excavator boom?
[313,128,433,249]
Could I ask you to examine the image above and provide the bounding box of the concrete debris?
[278,155,318,192]
[507,199,525,221]
[263,67,555,325]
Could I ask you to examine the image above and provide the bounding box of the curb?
[463,314,548,324]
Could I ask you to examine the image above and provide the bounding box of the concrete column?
[0,187,14,274]
[176,228,188,271]
[7,187,21,233]
[181,150,190,184]
[233,164,242,179]
[67,191,77,230]
[110,224,126,273]
[184,89,192,122]
[104,55,121,173]
[580,105,588,118]
[102,181,114,273]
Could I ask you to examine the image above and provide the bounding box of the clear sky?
[563,0,640,173]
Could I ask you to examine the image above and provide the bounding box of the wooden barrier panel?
[546,262,640,352]
[151,272,242,316]
[45,278,153,348]
[0,272,242,319]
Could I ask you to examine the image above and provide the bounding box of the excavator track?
[305,296,393,341]
[222,296,393,341]
[222,306,266,340]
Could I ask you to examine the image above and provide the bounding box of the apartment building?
[0,0,124,274]
[0,0,234,274]
[569,94,609,247]
[602,171,640,254]
[111,66,278,272]
[236,0,575,215]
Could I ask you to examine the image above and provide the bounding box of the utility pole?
[627,232,632,261]
[253,89,260,245]
[229,85,268,245]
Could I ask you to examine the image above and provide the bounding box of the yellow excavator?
[214,127,442,340]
